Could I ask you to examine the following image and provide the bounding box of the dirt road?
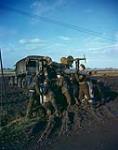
[48,119,118,150]
[0,76,118,150]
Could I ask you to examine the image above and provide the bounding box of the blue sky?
[0,0,118,68]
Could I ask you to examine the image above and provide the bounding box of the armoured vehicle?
[14,55,66,88]
[15,55,53,75]
[15,55,51,87]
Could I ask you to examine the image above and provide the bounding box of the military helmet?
[67,55,74,62]
[45,57,52,65]
[60,57,68,65]
[67,55,74,66]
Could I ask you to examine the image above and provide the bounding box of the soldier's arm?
[35,78,41,95]
[75,73,80,82]
[35,84,40,95]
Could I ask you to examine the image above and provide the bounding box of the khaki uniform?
[56,76,71,106]
[79,74,90,104]
[69,76,79,105]
[26,75,40,118]
[43,90,57,116]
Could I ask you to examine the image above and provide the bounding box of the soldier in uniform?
[69,74,79,105]
[78,64,91,107]
[56,72,72,107]
[42,79,58,117]
[26,73,41,118]
[46,58,57,81]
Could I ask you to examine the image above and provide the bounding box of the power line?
[0,4,115,42]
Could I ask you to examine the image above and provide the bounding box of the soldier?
[46,64,57,81]
[69,74,79,105]
[78,64,91,107]
[42,79,58,117]
[67,55,74,68]
[56,72,71,107]
[26,73,41,119]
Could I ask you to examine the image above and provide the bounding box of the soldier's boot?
[82,99,91,110]
[75,98,81,107]
[80,98,86,109]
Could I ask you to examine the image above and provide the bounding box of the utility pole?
[0,49,6,87]
[0,49,6,128]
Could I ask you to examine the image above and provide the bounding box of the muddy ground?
[0,76,118,150]
[47,119,118,150]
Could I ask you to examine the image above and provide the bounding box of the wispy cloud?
[19,38,42,44]
[89,44,118,51]
[115,32,118,42]
[58,35,71,41]
[84,37,108,50]
[31,0,66,16]
[19,38,45,51]
[64,35,117,60]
